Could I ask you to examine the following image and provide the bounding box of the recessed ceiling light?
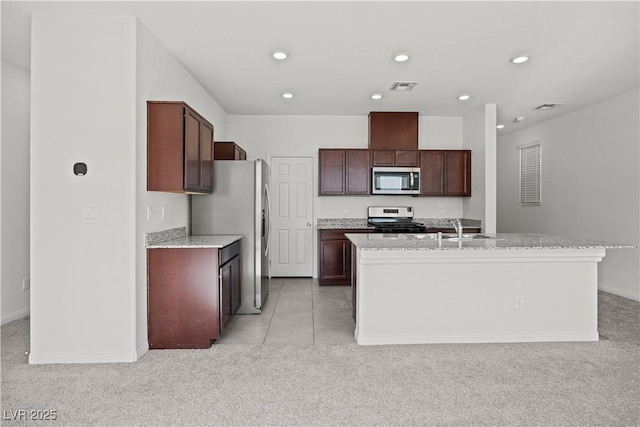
[371,93,383,100]
[457,94,471,101]
[281,92,294,99]
[496,124,505,129]
[393,52,410,62]
[514,116,525,122]
[272,50,288,60]
[510,55,530,64]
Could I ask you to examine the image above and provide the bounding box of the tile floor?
[216,278,356,344]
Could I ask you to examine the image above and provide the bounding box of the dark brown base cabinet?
[147,244,241,349]
[318,229,370,286]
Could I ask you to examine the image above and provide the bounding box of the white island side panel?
[354,247,604,345]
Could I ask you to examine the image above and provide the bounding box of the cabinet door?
[230,255,241,315]
[319,239,350,281]
[395,150,419,167]
[200,121,214,192]
[220,259,232,330]
[371,150,395,166]
[184,108,202,191]
[420,150,445,195]
[148,248,219,349]
[368,112,419,150]
[346,149,371,194]
[319,149,346,195]
[445,150,471,196]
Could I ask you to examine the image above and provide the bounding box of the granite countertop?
[317,218,482,230]
[145,226,241,249]
[147,234,242,249]
[345,233,635,251]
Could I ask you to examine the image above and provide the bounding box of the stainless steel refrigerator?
[191,159,270,314]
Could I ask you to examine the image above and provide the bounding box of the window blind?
[518,142,541,206]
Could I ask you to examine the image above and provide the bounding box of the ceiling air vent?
[534,103,562,111]
[389,81,418,91]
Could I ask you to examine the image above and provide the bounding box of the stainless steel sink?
[407,233,494,241]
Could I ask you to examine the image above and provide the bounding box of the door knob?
[307,222,312,226]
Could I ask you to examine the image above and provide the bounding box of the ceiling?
[2,1,639,133]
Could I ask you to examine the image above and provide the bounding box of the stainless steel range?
[367,206,427,233]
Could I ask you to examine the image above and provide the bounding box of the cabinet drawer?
[219,240,241,265]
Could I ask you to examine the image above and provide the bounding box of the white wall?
[1,60,31,324]
[29,15,138,363]
[462,104,497,232]
[497,90,640,301]
[135,23,228,356]
[228,115,466,220]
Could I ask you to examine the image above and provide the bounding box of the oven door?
[371,167,420,195]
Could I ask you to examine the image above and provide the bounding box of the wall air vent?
[534,103,562,111]
[389,81,418,91]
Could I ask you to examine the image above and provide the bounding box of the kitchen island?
[346,233,631,346]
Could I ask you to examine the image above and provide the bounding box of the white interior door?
[269,156,314,277]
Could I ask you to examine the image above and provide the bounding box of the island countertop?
[146,234,242,249]
[345,232,634,251]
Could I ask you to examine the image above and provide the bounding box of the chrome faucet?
[450,219,463,238]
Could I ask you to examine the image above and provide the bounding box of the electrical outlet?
[343,205,349,213]
[81,207,98,223]
[22,277,30,290]
[161,206,167,221]
[515,295,524,309]
[147,206,153,221]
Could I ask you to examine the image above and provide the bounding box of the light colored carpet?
[1,291,638,426]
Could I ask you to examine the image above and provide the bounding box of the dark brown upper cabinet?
[215,141,246,160]
[319,149,371,195]
[148,101,214,193]
[371,150,420,167]
[420,150,471,197]
[368,112,419,150]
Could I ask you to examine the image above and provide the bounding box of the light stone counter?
[145,226,241,248]
[147,235,242,249]
[346,232,633,251]
[317,217,482,230]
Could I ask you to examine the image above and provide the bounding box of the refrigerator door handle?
[264,184,271,257]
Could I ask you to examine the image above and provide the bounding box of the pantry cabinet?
[147,101,214,193]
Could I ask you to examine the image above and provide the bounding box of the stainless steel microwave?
[371,167,421,195]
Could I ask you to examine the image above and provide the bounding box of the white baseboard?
[28,350,138,364]
[356,331,600,345]
[1,308,30,325]
[599,285,640,302]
